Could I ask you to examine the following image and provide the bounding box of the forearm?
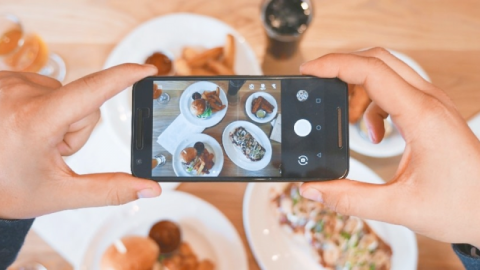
[0,218,35,269]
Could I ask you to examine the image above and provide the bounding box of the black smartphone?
[132,76,349,182]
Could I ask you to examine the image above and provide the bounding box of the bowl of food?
[172,134,224,177]
[81,191,248,270]
[179,81,228,128]
[245,92,278,124]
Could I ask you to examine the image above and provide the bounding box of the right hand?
[300,48,480,248]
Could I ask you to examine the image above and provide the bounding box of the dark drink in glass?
[261,0,313,59]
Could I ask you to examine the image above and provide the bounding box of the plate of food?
[222,121,272,171]
[179,81,228,127]
[245,92,278,123]
[172,133,224,177]
[81,191,248,270]
[243,158,418,270]
[349,49,430,158]
[100,13,262,154]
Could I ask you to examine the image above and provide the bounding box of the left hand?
[0,64,162,219]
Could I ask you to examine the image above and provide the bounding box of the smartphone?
[132,76,349,182]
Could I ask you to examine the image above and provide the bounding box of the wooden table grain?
[4,0,480,269]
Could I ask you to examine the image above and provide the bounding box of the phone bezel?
[131,75,349,182]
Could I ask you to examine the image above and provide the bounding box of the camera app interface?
[152,79,282,178]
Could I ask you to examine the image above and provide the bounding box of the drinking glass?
[261,0,313,59]
[153,83,170,104]
[152,154,166,169]
[0,14,66,81]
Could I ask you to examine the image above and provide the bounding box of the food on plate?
[163,242,215,270]
[348,84,371,123]
[100,236,159,270]
[251,96,275,119]
[180,142,215,175]
[230,126,266,161]
[101,220,215,270]
[273,183,392,270]
[145,52,173,75]
[175,34,236,76]
[189,87,226,119]
[149,220,182,254]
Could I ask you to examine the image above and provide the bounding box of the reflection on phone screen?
[152,80,282,178]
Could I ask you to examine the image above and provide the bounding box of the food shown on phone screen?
[273,183,392,270]
[180,142,215,175]
[101,220,215,270]
[190,88,226,119]
[230,126,266,162]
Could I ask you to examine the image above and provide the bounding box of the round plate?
[222,121,272,171]
[81,191,248,270]
[172,134,224,177]
[349,49,431,158]
[243,158,418,270]
[245,92,278,124]
[101,13,262,154]
[179,81,228,127]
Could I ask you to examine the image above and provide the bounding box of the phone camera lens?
[296,90,308,102]
[136,158,143,165]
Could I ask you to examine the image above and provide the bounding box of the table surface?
[3,0,480,269]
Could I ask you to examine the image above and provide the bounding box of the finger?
[353,47,454,107]
[300,180,402,224]
[300,53,429,127]
[57,173,162,209]
[363,102,389,143]
[57,110,100,156]
[46,63,157,126]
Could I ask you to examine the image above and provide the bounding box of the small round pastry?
[148,220,182,254]
[100,236,159,270]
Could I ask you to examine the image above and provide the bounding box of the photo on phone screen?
[152,79,282,178]
[132,76,349,181]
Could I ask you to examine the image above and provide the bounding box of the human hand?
[0,64,162,219]
[300,48,480,248]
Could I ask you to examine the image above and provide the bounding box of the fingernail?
[301,188,323,203]
[368,128,376,143]
[137,188,156,199]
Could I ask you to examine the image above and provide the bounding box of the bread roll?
[100,236,159,270]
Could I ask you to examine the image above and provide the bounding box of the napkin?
[468,112,480,139]
[157,115,205,154]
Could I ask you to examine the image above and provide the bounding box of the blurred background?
[2,0,480,269]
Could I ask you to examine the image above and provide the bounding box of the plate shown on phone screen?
[222,121,272,171]
[179,81,228,128]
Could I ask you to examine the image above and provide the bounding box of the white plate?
[172,133,224,177]
[179,81,228,127]
[101,13,262,155]
[349,49,431,158]
[243,158,418,270]
[245,92,278,124]
[81,191,248,270]
[222,121,272,171]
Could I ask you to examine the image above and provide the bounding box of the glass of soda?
[261,0,313,59]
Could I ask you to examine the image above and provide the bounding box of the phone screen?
[134,76,348,181]
[152,79,284,178]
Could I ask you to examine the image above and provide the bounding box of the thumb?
[59,173,162,209]
[300,180,399,223]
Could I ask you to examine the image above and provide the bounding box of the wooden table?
[4,0,480,269]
